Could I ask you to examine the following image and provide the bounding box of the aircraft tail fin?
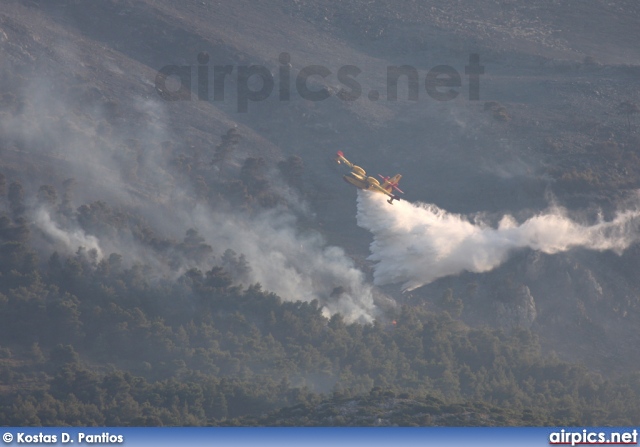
[381,174,403,193]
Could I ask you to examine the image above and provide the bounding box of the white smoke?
[192,205,378,323]
[33,208,103,260]
[2,47,383,323]
[356,191,640,291]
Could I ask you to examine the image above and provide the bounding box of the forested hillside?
[1,0,640,426]
[1,175,640,425]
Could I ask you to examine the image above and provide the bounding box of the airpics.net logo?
[549,429,639,446]
[155,52,484,112]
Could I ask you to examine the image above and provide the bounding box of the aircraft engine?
[367,176,380,186]
[352,166,366,176]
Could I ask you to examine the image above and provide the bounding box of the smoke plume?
[34,208,103,260]
[357,191,640,291]
[4,58,380,323]
[192,205,378,323]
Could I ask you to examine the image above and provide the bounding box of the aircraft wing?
[370,183,394,197]
[335,151,355,168]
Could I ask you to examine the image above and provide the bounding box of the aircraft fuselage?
[335,151,402,204]
[343,172,389,193]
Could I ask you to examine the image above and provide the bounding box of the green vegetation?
[2,0,640,428]
[1,174,640,426]
[484,101,511,123]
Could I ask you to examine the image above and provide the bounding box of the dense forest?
[2,0,640,428]
[1,161,640,426]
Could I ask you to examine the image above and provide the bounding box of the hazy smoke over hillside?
[191,206,378,322]
[357,192,640,291]
[5,69,380,323]
[34,208,103,260]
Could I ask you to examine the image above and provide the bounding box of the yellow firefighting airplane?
[335,151,404,204]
